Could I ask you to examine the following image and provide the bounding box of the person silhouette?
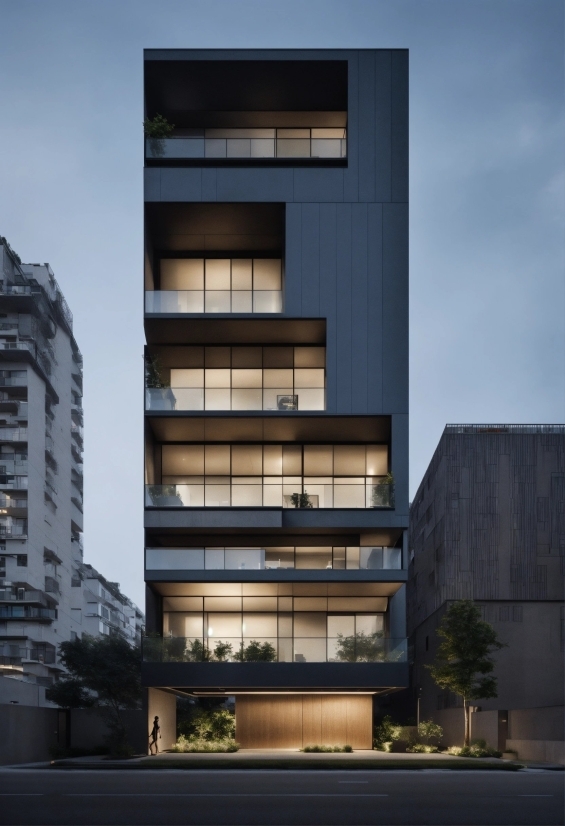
[149,715,161,755]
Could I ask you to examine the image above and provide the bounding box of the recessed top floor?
[145,58,348,166]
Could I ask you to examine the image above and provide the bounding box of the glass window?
[205,389,231,410]
[205,548,225,569]
[231,291,252,313]
[162,445,204,475]
[170,369,203,388]
[146,548,204,570]
[346,547,360,569]
[294,347,325,368]
[334,445,366,475]
[227,139,251,158]
[282,445,302,475]
[263,347,293,368]
[204,445,230,475]
[205,291,231,313]
[207,612,241,636]
[231,484,262,507]
[231,445,262,476]
[293,612,326,637]
[232,347,262,368]
[332,547,346,569]
[294,369,325,388]
[251,139,275,158]
[231,260,252,290]
[253,260,281,291]
[265,547,294,569]
[225,549,265,570]
[232,369,262,388]
[205,139,227,158]
[334,483,366,508]
[327,615,355,638]
[356,614,383,635]
[205,369,231,388]
[366,445,388,476]
[262,481,282,507]
[303,446,333,476]
[160,259,204,291]
[204,483,231,507]
[253,291,282,313]
[263,445,283,475]
[360,547,382,569]
[242,612,277,636]
[297,388,325,410]
[231,389,262,410]
[172,388,203,410]
[277,138,311,158]
[295,547,332,570]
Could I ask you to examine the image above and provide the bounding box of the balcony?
[0,524,27,538]
[146,546,402,571]
[146,257,282,315]
[145,128,346,161]
[0,427,27,442]
[143,635,406,664]
[0,605,56,620]
[0,647,56,666]
[0,495,27,511]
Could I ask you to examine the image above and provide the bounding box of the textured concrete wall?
[0,705,58,765]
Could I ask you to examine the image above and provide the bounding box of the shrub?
[373,715,404,750]
[143,114,174,138]
[178,707,235,742]
[302,744,353,753]
[233,640,277,662]
[446,739,502,758]
[406,743,439,753]
[171,736,239,753]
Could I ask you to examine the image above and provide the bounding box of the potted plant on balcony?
[147,484,183,508]
[372,472,394,508]
[290,490,313,509]
[145,356,175,410]
[143,114,174,158]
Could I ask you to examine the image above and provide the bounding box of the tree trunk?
[464,702,470,747]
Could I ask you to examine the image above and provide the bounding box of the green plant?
[427,600,506,746]
[290,491,313,508]
[372,472,394,507]
[373,715,405,750]
[145,356,168,389]
[46,634,141,757]
[446,739,502,758]
[143,114,174,138]
[233,640,277,662]
[302,744,353,753]
[212,640,233,662]
[406,743,439,753]
[171,735,239,753]
[178,707,236,742]
[334,631,384,662]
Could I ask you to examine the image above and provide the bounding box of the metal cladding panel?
[141,661,409,689]
[391,50,409,204]
[160,168,202,201]
[382,203,409,413]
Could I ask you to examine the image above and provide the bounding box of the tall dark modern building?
[142,49,409,749]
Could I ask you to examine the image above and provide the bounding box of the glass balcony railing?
[145,290,282,314]
[146,128,347,161]
[145,546,402,571]
[142,635,406,664]
[146,480,394,509]
[0,605,56,620]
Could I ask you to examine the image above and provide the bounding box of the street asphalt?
[0,767,562,825]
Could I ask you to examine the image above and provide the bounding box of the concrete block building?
[142,49,409,749]
[408,424,565,760]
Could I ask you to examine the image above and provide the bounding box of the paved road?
[0,768,562,825]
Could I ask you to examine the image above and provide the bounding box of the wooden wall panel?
[302,695,322,746]
[320,696,348,745]
[236,695,302,749]
[346,695,373,748]
[236,695,373,749]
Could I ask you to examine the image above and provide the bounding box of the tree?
[426,600,506,745]
[46,634,142,755]
[334,631,384,662]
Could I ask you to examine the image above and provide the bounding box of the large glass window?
[146,346,325,412]
[145,545,402,571]
[147,443,392,508]
[155,583,400,664]
[145,257,282,314]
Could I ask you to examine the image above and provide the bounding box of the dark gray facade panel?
[284,204,302,318]
[350,203,369,414]
[319,203,338,413]
[374,51,392,203]
[335,203,353,414]
[358,51,376,204]
[389,585,406,638]
[367,203,384,412]
[216,168,294,202]
[391,51,409,204]
[300,204,320,317]
[391,413,409,518]
[293,169,344,203]
[144,168,161,201]
[146,570,408,584]
[382,203,409,413]
[142,661,409,690]
[145,48,359,62]
[201,168,217,201]
[343,51,359,204]
[159,168,202,201]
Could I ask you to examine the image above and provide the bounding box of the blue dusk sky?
[0,0,563,608]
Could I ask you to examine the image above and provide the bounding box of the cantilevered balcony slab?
[145,507,406,531]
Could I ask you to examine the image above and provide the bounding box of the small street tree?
[46,634,142,755]
[426,600,506,746]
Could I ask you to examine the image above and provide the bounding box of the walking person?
[148,715,161,755]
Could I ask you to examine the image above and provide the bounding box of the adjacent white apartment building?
[0,237,143,702]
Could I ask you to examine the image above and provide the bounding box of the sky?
[0,0,563,609]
